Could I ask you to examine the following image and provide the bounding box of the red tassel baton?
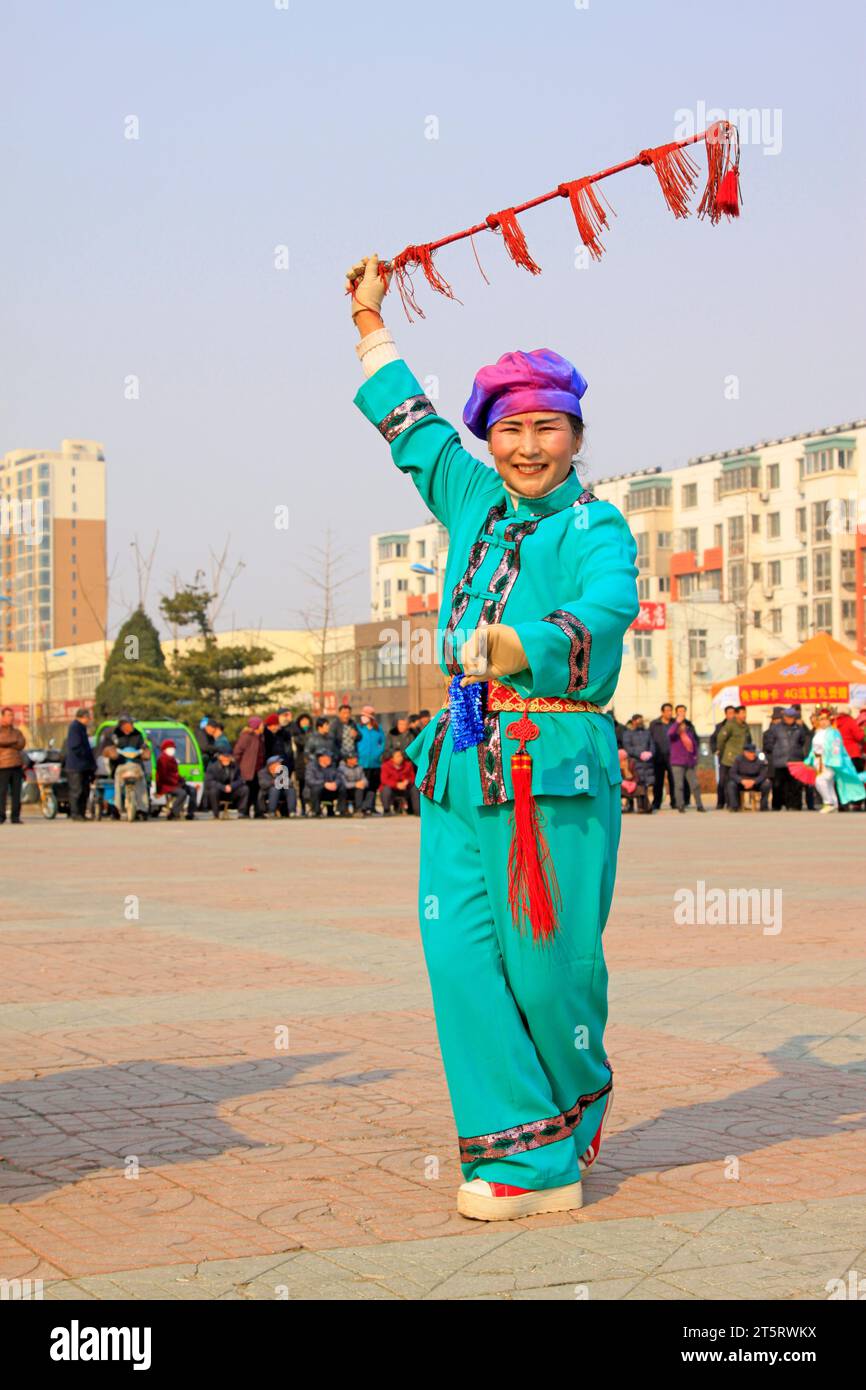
[348,120,743,321]
[505,711,562,944]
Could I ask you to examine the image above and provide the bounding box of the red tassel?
[638,141,700,219]
[486,207,542,274]
[698,120,742,223]
[715,167,741,216]
[559,178,616,261]
[506,716,562,943]
[390,243,460,322]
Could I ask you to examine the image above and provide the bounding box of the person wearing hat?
[104,713,151,819]
[205,747,249,818]
[257,752,297,818]
[156,739,197,820]
[356,708,385,814]
[804,707,866,813]
[233,716,266,818]
[763,706,807,811]
[198,716,219,767]
[265,708,297,772]
[347,253,639,1221]
[726,742,770,811]
[621,713,655,810]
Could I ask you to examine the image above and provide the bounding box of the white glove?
[459,624,529,687]
[345,253,392,320]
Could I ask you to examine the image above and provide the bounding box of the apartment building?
[0,439,107,652]
[591,421,865,724]
[369,518,449,622]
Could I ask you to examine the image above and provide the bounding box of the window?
[802,447,854,475]
[637,577,651,599]
[635,532,650,568]
[813,548,832,594]
[377,538,408,560]
[769,609,782,635]
[658,575,671,593]
[417,540,426,558]
[625,485,671,513]
[751,513,760,534]
[383,579,391,604]
[727,562,745,602]
[841,550,855,586]
[656,531,671,549]
[768,560,781,587]
[728,515,745,557]
[811,500,829,543]
[719,462,761,495]
[814,599,832,631]
[796,555,808,585]
[688,629,707,660]
[682,527,698,552]
[767,513,781,539]
[752,563,762,582]
[796,507,806,539]
[797,604,809,639]
[767,463,780,489]
[682,483,698,508]
[753,610,762,628]
[396,578,408,592]
[633,634,653,659]
[72,667,100,700]
[714,523,723,547]
[842,600,856,635]
[360,646,407,687]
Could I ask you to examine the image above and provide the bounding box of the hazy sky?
[2,0,863,638]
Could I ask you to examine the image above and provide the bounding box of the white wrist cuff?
[356,327,400,378]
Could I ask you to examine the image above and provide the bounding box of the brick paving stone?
[1,813,865,1299]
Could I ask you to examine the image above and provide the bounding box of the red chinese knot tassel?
[506,713,562,943]
[486,207,542,274]
[697,120,742,222]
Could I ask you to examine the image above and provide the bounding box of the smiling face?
[487,411,581,497]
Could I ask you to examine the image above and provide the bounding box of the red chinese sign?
[632,602,667,631]
[740,682,850,705]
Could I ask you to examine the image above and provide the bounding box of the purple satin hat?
[462,348,588,440]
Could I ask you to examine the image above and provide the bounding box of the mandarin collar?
[503,465,584,519]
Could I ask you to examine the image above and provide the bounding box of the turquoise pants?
[418,744,620,1189]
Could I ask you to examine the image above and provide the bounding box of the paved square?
[1,810,864,1300]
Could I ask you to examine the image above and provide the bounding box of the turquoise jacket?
[354,358,640,806]
[805,726,866,805]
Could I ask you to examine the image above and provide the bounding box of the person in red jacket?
[156,741,197,820]
[835,708,865,768]
[379,749,419,815]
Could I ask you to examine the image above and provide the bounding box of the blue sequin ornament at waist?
[448,674,485,751]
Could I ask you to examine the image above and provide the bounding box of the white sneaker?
[457,1177,583,1221]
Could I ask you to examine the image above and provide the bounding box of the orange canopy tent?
[710,632,866,708]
